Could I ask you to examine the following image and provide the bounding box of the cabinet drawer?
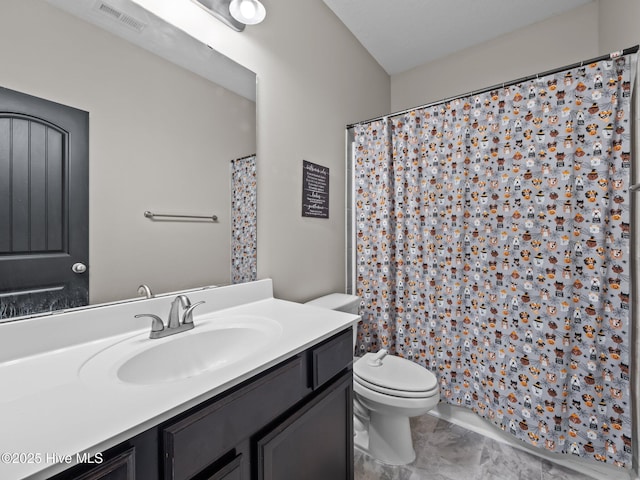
[70,447,134,480]
[207,453,243,480]
[310,328,353,389]
[163,356,304,480]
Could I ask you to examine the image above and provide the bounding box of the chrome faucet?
[168,294,190,329]
[135,295,205,339]
[137,284,154,299]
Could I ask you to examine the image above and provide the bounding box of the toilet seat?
[354,375,438,398]
[354,353,438,398]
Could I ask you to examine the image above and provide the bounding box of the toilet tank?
[305,293,360,315]
[305,293,361,353]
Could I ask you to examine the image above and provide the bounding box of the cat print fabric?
[231,155,257,284]
[353,55,635,467]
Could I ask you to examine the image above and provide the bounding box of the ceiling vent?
[95,1,147,33]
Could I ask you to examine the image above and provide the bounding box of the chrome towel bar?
[144,211,218,222]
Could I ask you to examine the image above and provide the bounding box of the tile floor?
[354,414,595,480]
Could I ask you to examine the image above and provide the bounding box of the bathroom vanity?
[0,280,358,480]
[53,328,353,480]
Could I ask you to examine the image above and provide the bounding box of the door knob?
[72,262,87,274]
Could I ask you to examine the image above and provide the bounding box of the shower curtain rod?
[347,45,639,129]
[231,153,257,162]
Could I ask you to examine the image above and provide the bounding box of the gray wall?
[133,0,392,302]
[0,0,256,304]
[390,0,639,113]
[598,0,640,54]
[390,2,600,112]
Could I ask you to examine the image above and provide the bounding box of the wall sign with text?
[302,160,329,218]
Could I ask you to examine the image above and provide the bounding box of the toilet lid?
[354,375,438,398]
[353,352,438,394]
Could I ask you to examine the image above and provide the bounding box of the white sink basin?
[80,315,282,386]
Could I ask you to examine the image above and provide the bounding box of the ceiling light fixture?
[229,0,266,25]
[192,0,245,31]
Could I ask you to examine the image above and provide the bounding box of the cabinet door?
[257,371,353,480]
[206,454,243,480]
[70,448,134,480]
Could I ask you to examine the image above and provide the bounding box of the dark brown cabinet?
[50,328,353,480]
[257,372,353,480]
[58,448,135,480]
[207,454,243,480]
[162,355,305,480]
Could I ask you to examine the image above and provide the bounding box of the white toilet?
[306,293,440,465]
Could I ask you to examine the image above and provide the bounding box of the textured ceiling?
[322,0,595,75]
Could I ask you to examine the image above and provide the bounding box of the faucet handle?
[182,301,205,325]
[135,314,165,337]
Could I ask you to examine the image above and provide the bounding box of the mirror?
[0,0,257,321]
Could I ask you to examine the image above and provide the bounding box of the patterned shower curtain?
[353,54,635,466]
[231,155,257,284]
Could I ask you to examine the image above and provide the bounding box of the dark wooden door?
[0,86,88,319]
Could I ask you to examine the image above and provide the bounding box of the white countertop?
[0,280,358,479]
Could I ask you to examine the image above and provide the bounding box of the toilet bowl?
[353,350,439,465]
[305,294,440,465]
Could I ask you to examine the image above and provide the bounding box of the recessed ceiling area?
[322,0,594,75]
